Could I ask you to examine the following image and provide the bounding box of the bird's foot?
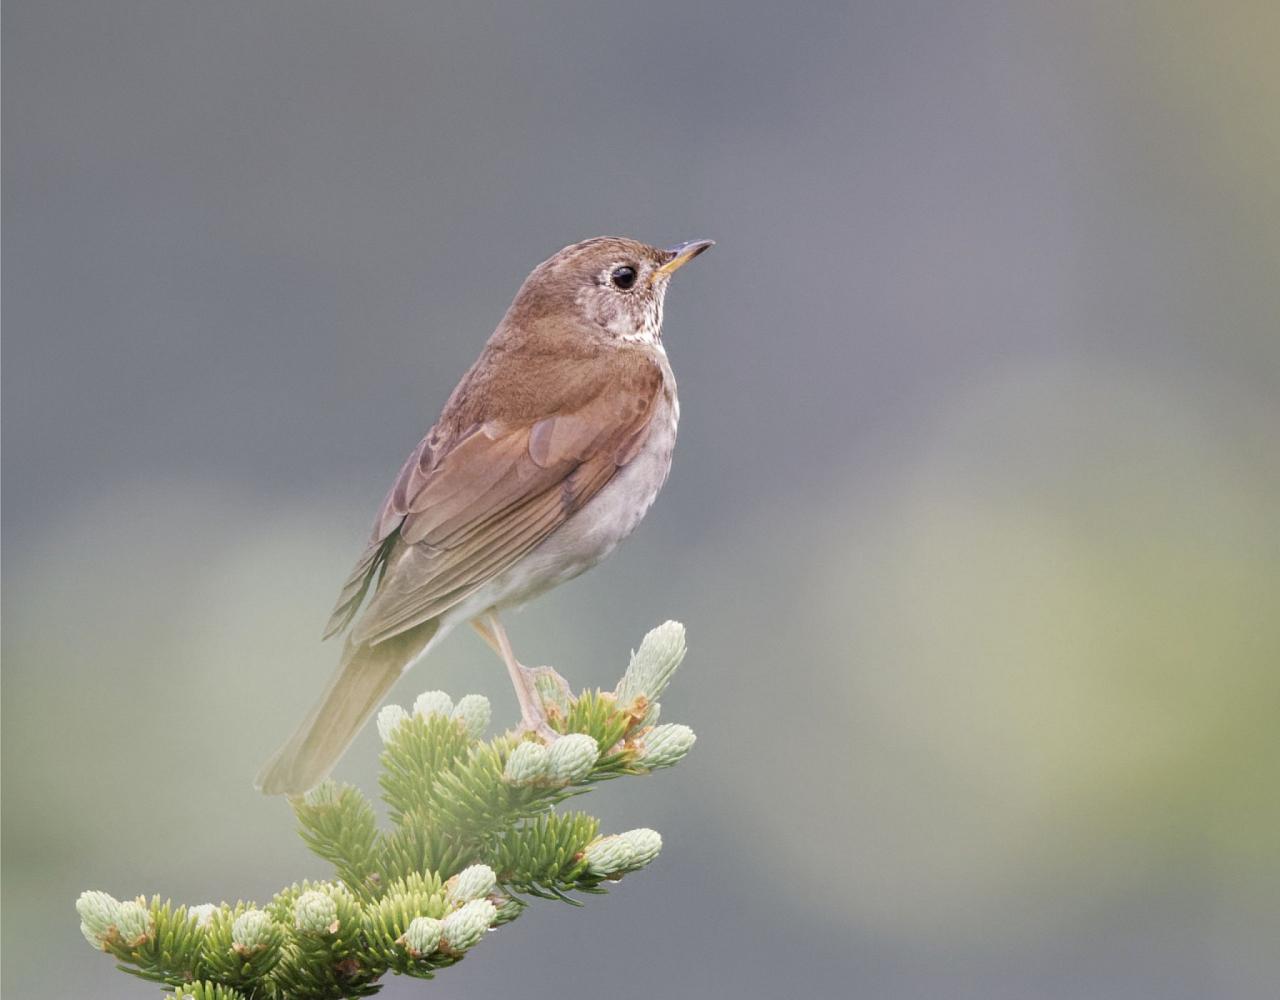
[515,716,563,744]
[521,664,572,707]
[510,666,571,743]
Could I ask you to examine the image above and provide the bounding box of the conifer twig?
[77,622,696,999]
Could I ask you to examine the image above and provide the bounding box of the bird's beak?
[655,239,715,277]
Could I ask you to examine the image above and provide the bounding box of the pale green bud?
[400,915,443,958]
[616,621,686,705]
[188,903,217,929]
[636,724,696,769]
[115,899,152,946]
[231,909,274,954]
[583,834,635,876]
[583,829,662,875]
[618,827,663,868]
[446,864,497,905]
[503,741,550,784]
[451,693,492,738]
[440,899,495,952]
[547,733,599,782]
[376,704,410,744]
[294,890,338,934]
[413,690,453,720]
[76,891,121,947]
[302,780,340,808]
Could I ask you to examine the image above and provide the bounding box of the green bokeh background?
[4,3,1278,997]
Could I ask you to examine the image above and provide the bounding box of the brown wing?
[323,349,664,646]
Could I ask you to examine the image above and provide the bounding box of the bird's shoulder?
[438,332,665,435]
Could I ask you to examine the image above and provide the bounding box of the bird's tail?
[255,619,440,795]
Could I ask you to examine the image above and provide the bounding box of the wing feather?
[323,349,664,645]
[351,487,566,643]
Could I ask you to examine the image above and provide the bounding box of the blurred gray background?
[5,2,1279,998]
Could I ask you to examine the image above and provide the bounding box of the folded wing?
[323,350,665,646]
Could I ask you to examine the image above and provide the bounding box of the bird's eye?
[610,265,637,290]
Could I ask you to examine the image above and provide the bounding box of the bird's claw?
[514,716,562,744]
[520,664,573,716]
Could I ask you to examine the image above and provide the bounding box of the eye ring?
[610,265,638,290]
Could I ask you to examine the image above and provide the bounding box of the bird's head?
[507,236,714,347]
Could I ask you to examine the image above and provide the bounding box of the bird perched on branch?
[257,236,713,794]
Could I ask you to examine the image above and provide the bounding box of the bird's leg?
[471,617,573,707]
[473,613,562,742]
[470,616,505,658]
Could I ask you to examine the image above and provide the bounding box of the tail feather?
[256,619,439,795]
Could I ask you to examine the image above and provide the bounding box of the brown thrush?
[257,236,713,794]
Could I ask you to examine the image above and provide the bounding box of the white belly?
[438,382,679,628]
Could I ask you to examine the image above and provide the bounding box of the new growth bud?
[400,916,443,958]
[618,827,663,868]
[547,733,599,782]
[583,835,632,876]
[376,704,410,744]
[302,780,339,808]
[294,891,338,934]
[451,694,492,738]
[115,900,153,947]
[615,621,686,707]
[76,890,121,948]
[584,828,663,876]
[446,864,497,906]
[635,723,696,769]
[503,741,550,785]
[413,690,453,720]
[231,909,275,954]
[440,899,496,953]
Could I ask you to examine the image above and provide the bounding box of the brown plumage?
[257,236,712,795]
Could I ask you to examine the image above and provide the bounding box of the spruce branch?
[77,622,697,998]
